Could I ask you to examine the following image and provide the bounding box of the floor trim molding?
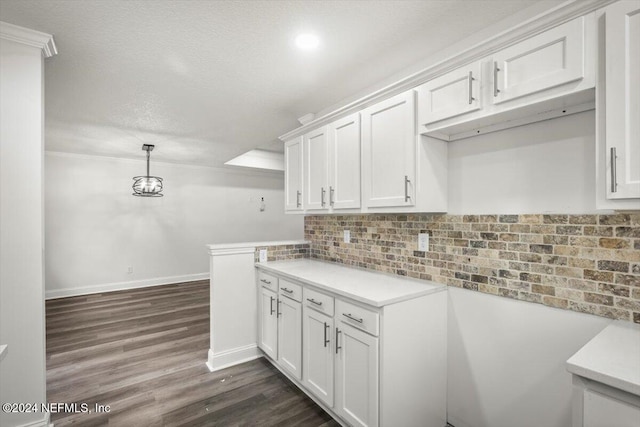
[45,273,208,299]
[206,345,261,373]
[12,413,50,427]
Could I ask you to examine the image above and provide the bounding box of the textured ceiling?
[0,0,563,166]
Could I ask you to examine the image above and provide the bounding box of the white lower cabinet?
[259,286,278,360]
[583,390,640,427]
[277,295,302,380]
[257,264,447,427]
[335,323,379,427]
[303,307,334,407]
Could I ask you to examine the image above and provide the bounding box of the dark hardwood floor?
[46,281,339,426]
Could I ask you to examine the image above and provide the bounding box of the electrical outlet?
[418,233,429,251]
[259,249,267,263]
[127,266,133,274]
[344,230,351,243]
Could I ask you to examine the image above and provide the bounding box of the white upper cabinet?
[362,90,416,208]
[604,0,640,200]
[418,61,482,125]
[303,126,330,210]
[284,137,303,211]
[329,113,361,210]
[417,14,596,141]
[492,17,585,105]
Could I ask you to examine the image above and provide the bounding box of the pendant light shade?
[132,144,164,197]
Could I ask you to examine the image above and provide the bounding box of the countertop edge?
[256,260,446,307]
[566,361,640,397]
[207,240,309,250]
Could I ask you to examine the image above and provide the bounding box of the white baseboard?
[13,413,50,427]
[206,345,261,372]
[45,273,209,299]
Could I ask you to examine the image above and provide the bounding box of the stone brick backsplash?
[304,214,640,323]
[254,243,309,263]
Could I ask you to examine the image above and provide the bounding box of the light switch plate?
[418,233,429,251]
[344,230,351,243]
[259,249,267,262]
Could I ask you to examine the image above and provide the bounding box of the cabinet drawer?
[258,271,278,292]
[303,287,334,316]
[279,279,302,302]
[336,299,379,336]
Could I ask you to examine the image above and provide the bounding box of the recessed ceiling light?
[295,33,320,50]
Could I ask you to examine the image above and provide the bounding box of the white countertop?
[567,320,640,396]
[207,240,309,251]
[256,259,446,307]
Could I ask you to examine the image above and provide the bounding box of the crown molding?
[279,0,616,141]
[0,21,57,58]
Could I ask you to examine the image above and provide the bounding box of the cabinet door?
[303,127,329,210]
[259,287,278,360]
[284,137,303,211]
[303,307,334,407]
[362,90,416,208]
[493,16,585,105]
[329,113,361,209]
[605,1,640,199]
[584,389,640,427]
[335,323,379,427]
[277,295,302,380]
[417,61,482,125]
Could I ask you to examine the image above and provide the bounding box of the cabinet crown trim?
[0,21,57,58]
[278,0,614,142]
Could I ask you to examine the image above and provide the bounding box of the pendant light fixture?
[132,144,164,197]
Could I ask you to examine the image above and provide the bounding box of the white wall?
[448,111,598,214]
[44,152,303,298]
[0,37,48,427]
[448,287,609,427]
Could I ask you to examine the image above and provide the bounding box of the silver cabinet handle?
[493,61,500,97]
[343,313,364,324]
[611,147,617,193]
[329,186,335,207]
[277,299,281,317]
[323,322,330,347]
[270,296,275,315]
[306,298,323,306]
[296,190,301,207]
[321,187,326,207]
[260,279,271,285]
[335,328,341,354]
[404,175,411,202]
[281,287,293,294]
[468,71,475,105]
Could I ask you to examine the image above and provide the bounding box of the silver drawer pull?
[306,298,323,306]
[260,279,271,285]
[343,313,363,323]
[323,322,330,347]
[281,287,293,294]
[611,147,618,193]
[468,70,475,105]
[335,328,341,354]
[269,296,275,315]
[493,61,501,97]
